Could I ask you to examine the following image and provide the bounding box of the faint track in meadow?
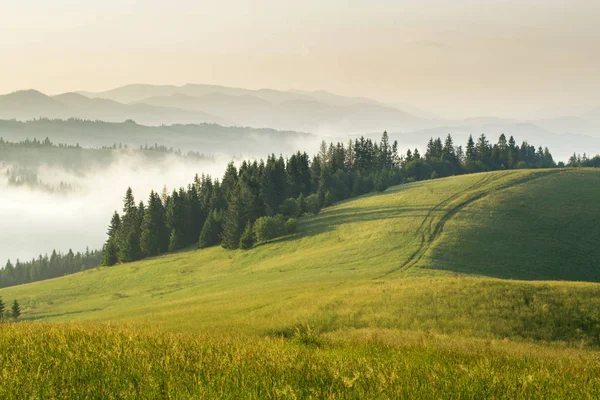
[375,170,562,279]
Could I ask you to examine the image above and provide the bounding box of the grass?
[1,168,600,397]
[1,323,599,399]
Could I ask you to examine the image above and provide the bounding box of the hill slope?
[2,169,600,343]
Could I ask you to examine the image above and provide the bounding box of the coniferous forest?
[0,131,565,288]
[100,132,560,267]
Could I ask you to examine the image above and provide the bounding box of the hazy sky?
[1,0,598,119]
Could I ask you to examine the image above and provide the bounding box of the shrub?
[284,218,298,235]
[304,194,321,215]
[254,216,280,243]
[279,198,300,218]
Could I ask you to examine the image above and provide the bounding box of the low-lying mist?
[0,152,236,264]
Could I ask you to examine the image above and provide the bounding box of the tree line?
[0,249,102,289]
[101,131,403,265]
[0,137,211,160]
[567,153,600,168]
[0,131,570,287]
[101,132,560,266]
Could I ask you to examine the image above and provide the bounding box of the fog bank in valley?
[0,153,235,264]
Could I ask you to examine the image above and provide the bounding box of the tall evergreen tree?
[118,187,142,262]
[140,191,169,256]
[221,162,239,204]
[199,210,221,249]
[508,135,518,167]
[466,135,476,161]
[186,184,204,246]
[221,182,252,249]
[11,300,20,320]
[102,211,121,266]
[442,134,457,163]
[0,297,4,319]
[476,134,491,164]
[239,222,255,250]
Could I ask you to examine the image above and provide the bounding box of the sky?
[0,0,599,119]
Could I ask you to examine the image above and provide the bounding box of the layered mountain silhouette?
[0,90,223,126]
[78,84,427,133]
[0,85,598,146]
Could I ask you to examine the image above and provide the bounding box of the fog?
[0,152,237,264]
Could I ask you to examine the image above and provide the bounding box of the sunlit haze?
[1,0,599,119]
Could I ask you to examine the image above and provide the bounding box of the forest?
[0,131,576,288]
[0,249,102,289]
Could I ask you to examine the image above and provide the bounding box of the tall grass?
[1,323,599,399]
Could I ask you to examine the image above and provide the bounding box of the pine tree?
[106,211,121,238]
[11,300,20,320]
[466,135,476,161]
[221,162,239,204]
[239,222,255,250]
[0,297,4,319]
[221,182,251,249]
[118,187,141,262]
[199,210,221,249]
[442,134,457,163]
[318,140,328,167]
[379,131,392,169]
[186,184,204,247]
[166,190,186,251]
[140,191,169,257]
[309,156,321,193]
[508,136,518,167]
[168,229,184,252]
[476,134,490,164]
[102,211,121,266]
[102,239,119,267]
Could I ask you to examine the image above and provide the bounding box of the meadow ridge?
[1,168,600,398]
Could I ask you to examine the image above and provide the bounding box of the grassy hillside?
[1,169,599,339]
[2,168,600,397]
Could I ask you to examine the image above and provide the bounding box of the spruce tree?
[0,297,4,320]
[476,134,491,164]
[168,229,184,252]
[166,190,186,251]
[442,134,457,163]
[102,239,119,266]
[221,183,251,249]
[118,187,141,262]
[102,211,121,266]
[140,191,169,257]
[466,135,476,161]
[199,210,221,249]
[11,300,20,320]
[239,222,255,250]
[186,185,204,247]
[221,162,239,203]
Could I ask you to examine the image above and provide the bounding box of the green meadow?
[2,168,600,398]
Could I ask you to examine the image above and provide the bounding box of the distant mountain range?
[77,84,428,133]
[0,90,224,126]
[0,84,598,159]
